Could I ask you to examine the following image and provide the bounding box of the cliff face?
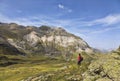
[0,36,25,55]
[0,22,93,56]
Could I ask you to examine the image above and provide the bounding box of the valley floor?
[0,53,91,81]
[0,55,67,81]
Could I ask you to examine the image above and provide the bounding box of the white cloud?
[88,14,120,26]
[97,14,120,25]
[90,26,120,34]
[58,4,64,9]
[58,4,72,13]
[0,13,71,27]
[0,12,120,35]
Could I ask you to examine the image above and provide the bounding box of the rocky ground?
[22,51,120,81]
[83,53,120,81]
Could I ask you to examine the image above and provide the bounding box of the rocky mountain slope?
[0,35,25,55]
[0,22,93,56]
[82,47,120,81]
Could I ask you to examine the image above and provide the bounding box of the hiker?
[77,53,83,65]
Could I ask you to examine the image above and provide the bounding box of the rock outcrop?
[0,35,25,55]
[0,22,93,56]
[82,50,120,81]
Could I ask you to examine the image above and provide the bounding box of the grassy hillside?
[0,52,93,81]
[0,55,64,81]
[0,49,119,81]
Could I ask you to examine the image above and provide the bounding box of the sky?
[0,0,120,50]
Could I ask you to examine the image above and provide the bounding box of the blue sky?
[0,0,120,50]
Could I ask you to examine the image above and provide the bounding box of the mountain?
[0,35,25,55]
[0,22,119,81]
[0,22,93,56]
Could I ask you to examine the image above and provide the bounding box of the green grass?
[0,52,93,81]
[0,55,66,81]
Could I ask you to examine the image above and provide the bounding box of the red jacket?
[78,56,82,61]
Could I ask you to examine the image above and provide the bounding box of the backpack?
[80,57,83,62]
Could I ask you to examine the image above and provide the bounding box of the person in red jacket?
[77,53,83,65]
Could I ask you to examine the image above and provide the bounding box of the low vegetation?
[0,52,93,81]
[0,50,120,81]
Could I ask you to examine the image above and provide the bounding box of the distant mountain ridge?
[0,22,93,56]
